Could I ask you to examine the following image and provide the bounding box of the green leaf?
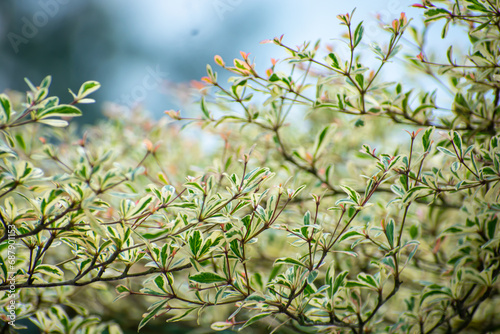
[402,241,420,268]
[420,288,452,306]
[425,8,450,20]
[40,75,52,89]
[0,255,8,281]
[166,307,196,322]
[108,324,123,334]
[274,257,307,268]
[358,273,379,289]
[77,81,101,99]
[354,118,364,127]
[34,264,64,279]
[131,196,154,216]
[339,185,361,205]
[327,53,341,69]
[446,46,454,64]
[441,225,464,235]
[211,322,233,331]
[246,293,266,302]
[388,45,402,59]
[35,88,48,101]
[113,285,131,302]
[437,146,456,157]
[38,105,82,119]
[466,0,489,12]
[239,312,273,330]
[332,271,348,296]
[189,272,227,284]
[138,299,169,330]
[37,119,69,127]
[410,224,419,239]
[355,74,364,88]
[303,211,311,226]
[14,133,26,152]
[0,94,12,122]
[84,208,108,238]
[353,21,364,47]
[116,285,131,294]
[452,131,463,158]
[381,256,396,272]
[291,185,306,199]
[441,19,451,38]
[486,216,498,240]
[307,270,318,284]
[345,280,375,289]
[313,124,334,159]
[385,219,395,248]
[370,43,385,59]
[0,144,18,159]
[24,77,37,92]
[422,127,434,152]
[154,275,169,293]
[339,230,364,242]
[200,97,211,119]
[189,230,203,257]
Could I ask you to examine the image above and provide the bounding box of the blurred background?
[0,0,427,124]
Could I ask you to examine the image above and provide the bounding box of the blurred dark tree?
[0,0,273,124]
[0,1,114,123]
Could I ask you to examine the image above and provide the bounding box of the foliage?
[1,1,500,333]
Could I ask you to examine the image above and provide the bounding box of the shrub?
[1,1,499,333]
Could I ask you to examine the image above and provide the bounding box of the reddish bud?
[214,55,225,67]
[201,76,213,84]
[143,139,153,152]
[432,237,443,254]
[165,109,181,120]
[305,152,313,163]
[240,51,250,60]
[274,34,284,44]
[392,19,399,31]
[400,12,407,25]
